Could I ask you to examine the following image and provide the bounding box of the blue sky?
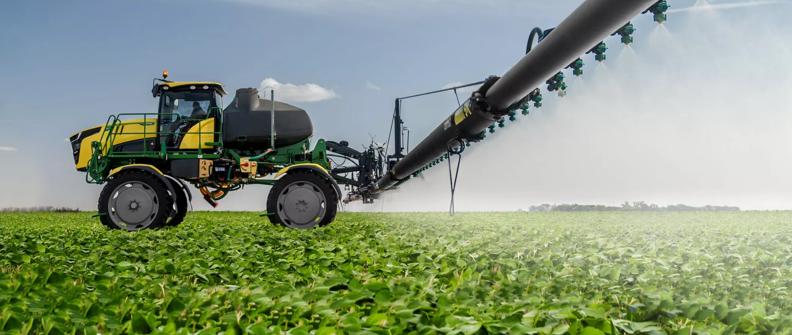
[2,0,791,210]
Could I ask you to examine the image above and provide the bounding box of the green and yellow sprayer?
[69,0,670,231]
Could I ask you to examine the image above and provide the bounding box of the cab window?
[159,91,216,123]
[159,90,218,146]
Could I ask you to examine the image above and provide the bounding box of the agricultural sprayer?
[69,0,670,231]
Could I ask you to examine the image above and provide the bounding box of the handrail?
[98,110,223,158]
[86,109,224,183]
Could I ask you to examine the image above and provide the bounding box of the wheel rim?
[107,181,159,231]
[276,180,326,229]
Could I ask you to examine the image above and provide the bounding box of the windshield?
[159,91,217,124]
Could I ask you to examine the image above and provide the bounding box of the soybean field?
[1,211,791,334]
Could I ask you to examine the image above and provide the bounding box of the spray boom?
[337,0,671,205]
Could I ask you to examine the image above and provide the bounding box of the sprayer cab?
[152,80,226,149]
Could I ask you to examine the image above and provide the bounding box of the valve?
[497,119,506,128]
[568,58,584,77]
[613,22,635,45]
[546,71,567,94]
[588,42,607,62]
[508,111,517,121]
[645,0,669,24]
[488,124,496,133]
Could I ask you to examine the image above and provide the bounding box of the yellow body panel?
[108,164,164,177]
[106,118,158,152]
[275,163,328,178]
[74,131,103,171]
[178,118,215,150]
[73,118,158,170]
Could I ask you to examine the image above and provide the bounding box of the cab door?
[157,90,217,151]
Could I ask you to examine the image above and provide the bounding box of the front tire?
[266,170,338,229]
[98,171,173,231]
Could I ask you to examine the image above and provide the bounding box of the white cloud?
[669,0,790,13]
[259,78,337,103]
[0,146,18,152]
[365,81,382,91]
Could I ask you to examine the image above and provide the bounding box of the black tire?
[266,170,338,229]
[98,170,174,231]
[165,179,189,227]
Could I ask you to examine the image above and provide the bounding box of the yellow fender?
[108,164,164,177]
[107,164,192,203]
[275,163,341,199]
[275,163,328,178]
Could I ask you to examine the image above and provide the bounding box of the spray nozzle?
[567,58,585,76]
[588,42,608,62]
[546,72,567,96]
[529,89,543,108]
[645,0,669,24]
[613,22,635,45]
[519,99,532,115]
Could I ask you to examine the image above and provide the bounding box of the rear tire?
[166,179,188,227]
[98,170,173,231]
[266,170,338,229]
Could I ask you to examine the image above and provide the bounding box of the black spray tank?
[222,88,313,150]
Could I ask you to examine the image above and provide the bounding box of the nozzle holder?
[613,22,635,45]
[588,42,608,62]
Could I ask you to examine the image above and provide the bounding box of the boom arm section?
[372,0,657,194]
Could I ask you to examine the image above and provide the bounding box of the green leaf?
[725,308,752,325]
[316,327,342,335]
[581,326,606,335]
[365,313,389,328]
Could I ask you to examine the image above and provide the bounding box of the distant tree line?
[529,201,740,212]
[1,207,81,213]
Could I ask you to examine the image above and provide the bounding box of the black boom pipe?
[375,0,657,192]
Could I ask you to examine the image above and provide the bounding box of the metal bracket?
[446,144,464,216]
